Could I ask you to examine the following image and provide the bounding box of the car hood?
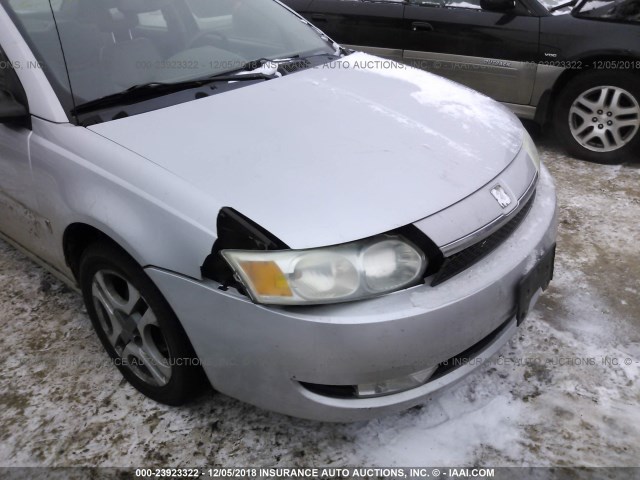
[89,53,524,249]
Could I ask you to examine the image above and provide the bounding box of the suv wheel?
[554,71,640,163]
[79,241,207,405]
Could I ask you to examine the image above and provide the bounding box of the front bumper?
[146,165,558,422]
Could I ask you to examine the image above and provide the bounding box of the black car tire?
[554,71,640,164]
[79,241,207,405]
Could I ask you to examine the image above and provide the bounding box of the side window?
[409,0,482,9]
[413,0,442,5]
[411,0,529,12]
[0,47,28,108]
[444,0,482,9]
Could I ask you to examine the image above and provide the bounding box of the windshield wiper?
[239,51,343,72]
[72,72,272,115]
[240,56,299,70]
[549,0,579,12]
[301,51,344,61]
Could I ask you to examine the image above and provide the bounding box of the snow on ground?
[0,134,639,467]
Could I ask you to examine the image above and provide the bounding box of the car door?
[0,46,39,251]
[403,0,540,105]
[300,0,406,62]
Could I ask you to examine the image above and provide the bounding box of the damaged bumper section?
[145,165,557,422]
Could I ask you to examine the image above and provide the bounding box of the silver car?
[0,0,557,421]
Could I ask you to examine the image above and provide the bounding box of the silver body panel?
[88,52,525,251]
[0,4,557,420]
[415,146,538,253]
[147,165,557,421]
[26,117,219,280]
[0,125,36,250]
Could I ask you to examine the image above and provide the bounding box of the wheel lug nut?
[598,124,604,129]
[593,117,598,122]
[607,112,612,117]
[598,110,603,114]
[607,121,613,126]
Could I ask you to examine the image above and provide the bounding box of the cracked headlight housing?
[523,130,541,171]
[222,235,427,305]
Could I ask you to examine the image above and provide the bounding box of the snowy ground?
[1,134,639,468]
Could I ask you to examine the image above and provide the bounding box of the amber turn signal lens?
[238,260,293,297]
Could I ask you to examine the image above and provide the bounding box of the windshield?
[3,0,337,120]
[575,0,640,19]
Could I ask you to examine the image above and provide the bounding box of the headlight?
[221,235,427,305]
[523,130,541,171]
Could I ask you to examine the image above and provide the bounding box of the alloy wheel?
[569,85,640,153]
[91,270,172,387]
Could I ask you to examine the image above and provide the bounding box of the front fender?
[28,119,219,280]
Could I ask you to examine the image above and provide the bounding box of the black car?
[283,0,640,162]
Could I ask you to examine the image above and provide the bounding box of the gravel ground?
[1,134,639,468]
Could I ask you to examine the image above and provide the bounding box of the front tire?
[554,71,640,163]
[79,242,206,405]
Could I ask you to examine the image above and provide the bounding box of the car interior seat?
[55,20,114,101]
[97,0,167,90]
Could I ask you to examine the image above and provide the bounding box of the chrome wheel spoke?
[573,121,592,136]
[137,310,172,383]
[574,97,597,113]
[582,130,601,145]
[93,272,117,314]
[610,129,624,148]
[608,88,621,110]
[106,314,124,347]
[92,279,124,348]
[141,349,172,385]
[570,106,590,123]
[616,118,640,129]
[122,342,151,382]
[94,270,142,316]
[615,106,640,117]
[601,132,615,150]
[595,87,609,109]
[123,340,170,386]
[136,307,160,330]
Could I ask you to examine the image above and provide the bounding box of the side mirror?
[480,0,516,10]
[0,89,28,124]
